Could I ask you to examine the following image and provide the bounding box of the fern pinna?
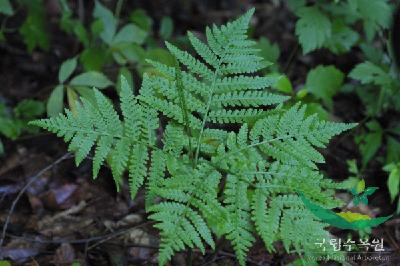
[31,8,356,266]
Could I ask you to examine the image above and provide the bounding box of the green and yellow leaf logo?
[300,194,392,230]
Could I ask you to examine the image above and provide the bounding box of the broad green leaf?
[325,19,359,54]
[91,19,104,36]
[305,65,344,108]
[356,179,365,194]
[360,43,383,65]
[0,117,20,140]
[385,165,400,202]
[14,99,45,119]
[113,43,146,63]
[355,0,391,40]
[0,0,13,15]
[353,186,378,206]
[357,120,382,166]
[70,71,113,89]
[366,119,381,132]
[112,50,126,65]
[73,23,90,47]
[93,0,116,44]
[59,6,89,47]
[59,4,74,32]
[349,61,391,86]
[80,47,110,71]
[74,86,96,106]
[304,103,329,121]
[139,48,176,75]
[386,137,400,163]
[130,9,153,32]
[273,75,292,94]
[47,85,64,117]
[383,163,397,173]
[256,37,280,66]
[363,187,378,196]
[388,170,399,202]
[19,2,49,52]
[363,21,377,43]
[59,57,77,83]
[397,199,400,214]
[112,23,148,45]
[295,7,331,54]
[347,159,359,175]
[116,67,134,94]
[66,87,79,114]
[359,132,382,166]
[145,48,175,66]
[296,88,308,99]
[159,16,173,39]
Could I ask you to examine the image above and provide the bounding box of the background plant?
[0,99,44,155]
[258,0,400,213]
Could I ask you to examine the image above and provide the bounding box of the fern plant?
[31,8,356,265]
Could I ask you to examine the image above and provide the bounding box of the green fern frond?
[31,8,359,266]
[208,109,266,123]
[249,103,356,168]
[31,77,157,196]
[188,31,219,68]
[139,7,283,136]
[224,174,255,266]
[148,161,223,264]
[252,185,280,251]
[145,149,167,209]
[129,143,149,198]
[212,91,289,108]
[214,76,277,93]
[165,41,214,80]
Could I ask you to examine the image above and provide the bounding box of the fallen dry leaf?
[44,184,79,210]
[54,243,75,264]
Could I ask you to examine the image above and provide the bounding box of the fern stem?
[174,61,195,167]
[53,126,123,139]
[194,66,221,166]
[216,134,295,164]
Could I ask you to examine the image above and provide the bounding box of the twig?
[4,221,151,246]
[0,153,73,248]
[39,201,87,228]
[199,250,263,266]
[114,242,159,249]
[200,255,228,266]
[283,43,299,74]
[87,221,153,250]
